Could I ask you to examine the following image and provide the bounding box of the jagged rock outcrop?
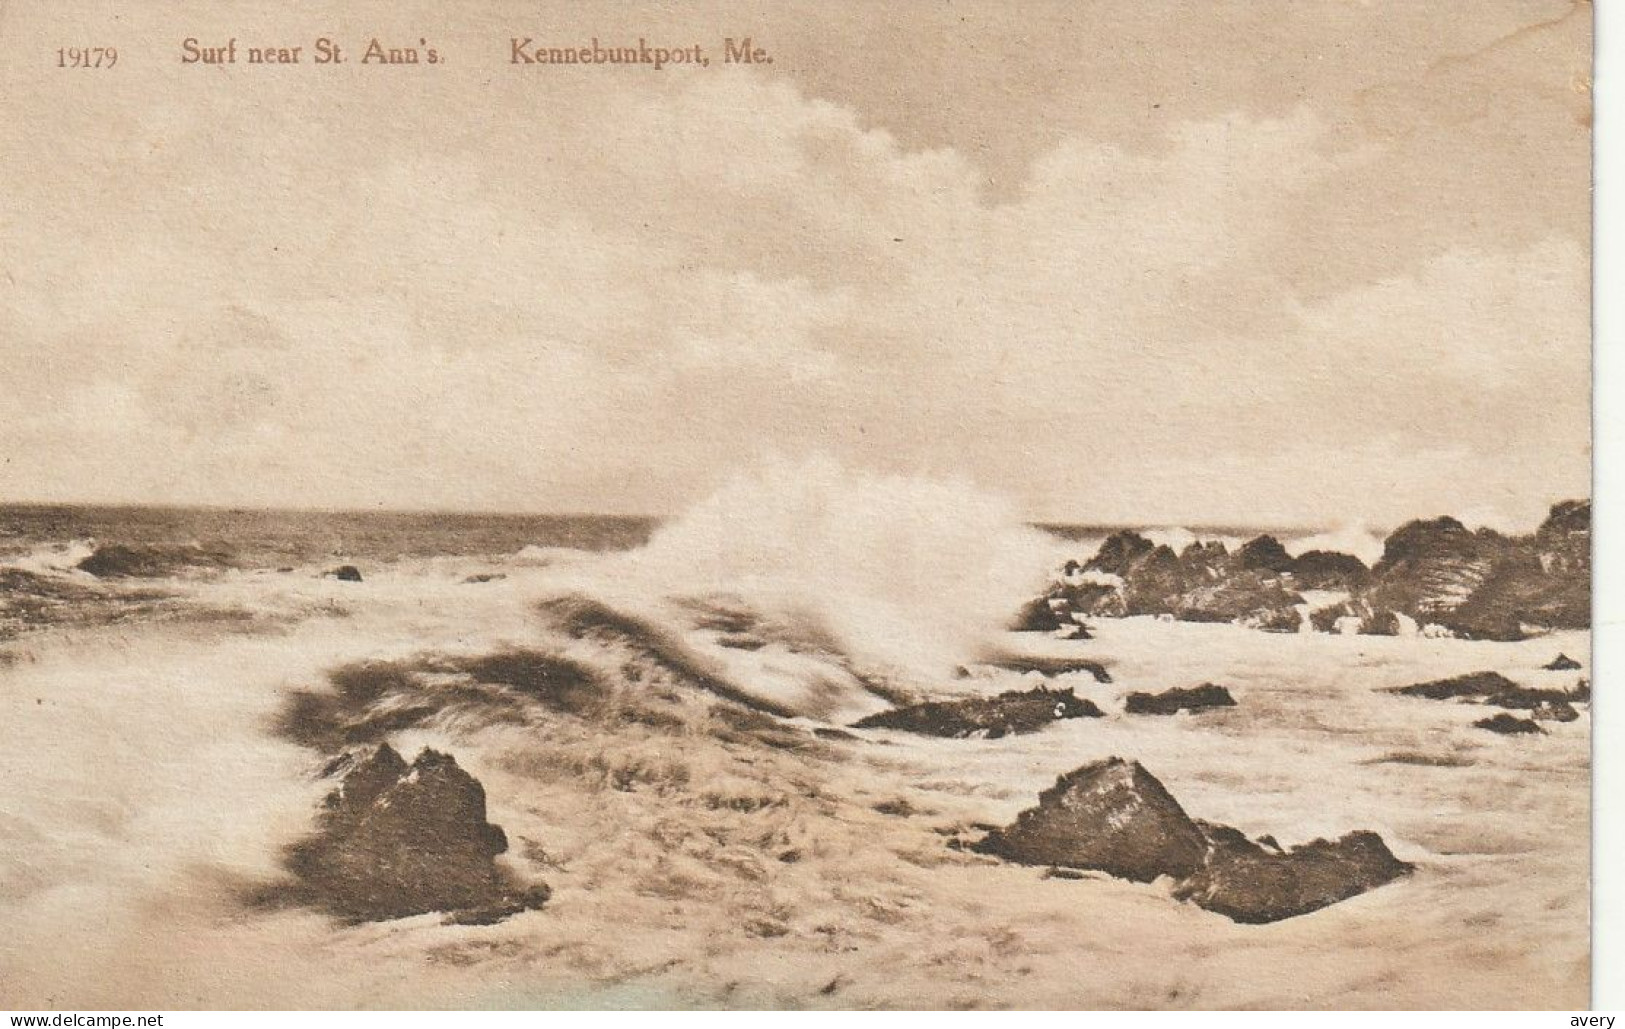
[1237,535,1295,575]
[1064,536,1304,630]
[1172,830,1414,924]
[1123,683,1236,716]
[1290,550,1368,590]
[1544,653,1582,671]
[973,758,1412,923]
[973,758,1210,882]
[1339,501,1590,639]
[1028,501,1587,639]
[852,686,1103,739]
[280,744,550,923]
[1180,541,1232,581]
[1086,531,1156,577]
[1537,500,1590,575]
[1173,573,1303,631]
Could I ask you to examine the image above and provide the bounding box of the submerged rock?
[76,543,234,578]
[982,655,1113,683]
[852,686,1103,739]
[1173,830,1413,924]
[1474,713,1544,735]
[281,744,549,923]
[1123,683,1236,716]
[1544,653,1582,671]
[973,758,1210,882]
[1387,671,1521,701]
[973,757,1412,923]
[1386,671,1579,722]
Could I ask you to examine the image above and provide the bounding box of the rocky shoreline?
[1019,500,1589,641]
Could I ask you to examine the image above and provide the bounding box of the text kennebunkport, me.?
[510,36,771,69]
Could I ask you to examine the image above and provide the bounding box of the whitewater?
[0,466,1588,1009]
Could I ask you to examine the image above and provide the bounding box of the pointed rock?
[973,758,1209,882]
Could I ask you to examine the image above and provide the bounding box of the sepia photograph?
[0,0,1600,1012]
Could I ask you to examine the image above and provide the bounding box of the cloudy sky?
[0,0,1592,528]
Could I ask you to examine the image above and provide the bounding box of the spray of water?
[618,457,1061,680]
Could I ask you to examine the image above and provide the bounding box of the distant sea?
[0,504,660,568]
[0,503,1322,571]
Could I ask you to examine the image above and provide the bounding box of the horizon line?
[0,495,1587,537]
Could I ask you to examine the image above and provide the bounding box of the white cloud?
[0,59,1590,529]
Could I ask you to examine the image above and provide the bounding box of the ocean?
[0,474,1587,1008]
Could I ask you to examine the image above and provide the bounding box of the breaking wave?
[611,458,1061,682]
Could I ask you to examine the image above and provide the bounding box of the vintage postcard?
[0,0,1596,1012]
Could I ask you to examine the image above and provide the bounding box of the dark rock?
[1237,535,1295,575]
[1361,517,1503,632]
[1487,686,1579,722]
[327,565,363,582]
[1335,501,1591,639]
[1169,572,1302,626]
[813,727,859,741]
[1234,596,1304,633]
[1386,671,1577,720]
[1387,671,1522,701]
[972,758,1210,882]
[1123,683,1236,716]
[1572,678,1591,703]
[975,758,1412,923]
[1173,830,1413,924]
[852,686,1103,739]
[1531,699,1580,723]
[1086,531,1155,577]
[1474,713,1544,735]
[1544,653,1582,671]
[1052,579,1125,619]
[1290,550,1369,590]
[1536,499,1590,576]
[1010,596,1065,632]
[1179,541,1232,581]
[1119,545,1188,615]
[1367,609,1405,635]
[282,744,548,923]
[76,543,234,578]
[1076,535,1304,629]
[463,573,507,584]
[982,655,1113,682]
[1308,603,1350,634]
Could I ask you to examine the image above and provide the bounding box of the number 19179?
[58,47,118,68]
